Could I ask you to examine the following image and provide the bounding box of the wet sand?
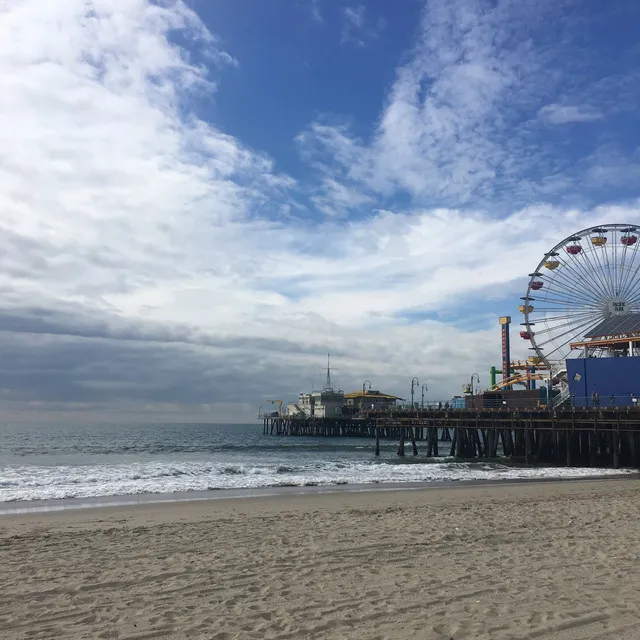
[1,478,639,639]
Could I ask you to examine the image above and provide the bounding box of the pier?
[263,407,640,469]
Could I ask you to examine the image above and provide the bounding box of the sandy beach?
[1,479,639,640]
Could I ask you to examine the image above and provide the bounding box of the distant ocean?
[0,423,633,508]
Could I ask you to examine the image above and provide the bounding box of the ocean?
[0,422,632,509]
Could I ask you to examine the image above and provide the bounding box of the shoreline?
[1,471,637,518]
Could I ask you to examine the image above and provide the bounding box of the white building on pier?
[285,355,345,418]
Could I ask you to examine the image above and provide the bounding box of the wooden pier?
[263,407,640,469]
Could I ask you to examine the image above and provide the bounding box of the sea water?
[0,422,632,506]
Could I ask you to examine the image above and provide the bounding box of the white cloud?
[310,0,323,24]
[343,5,365,29]
[300,0,548,206]
[309,177,374,217]
[585,146,640,188]
[539,104,603,124]
[298,0,638,211]
[2,0,640,421]
[341,5,384,47]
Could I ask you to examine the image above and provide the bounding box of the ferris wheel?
[520,223,640,371]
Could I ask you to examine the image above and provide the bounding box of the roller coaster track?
[488,372,547,392]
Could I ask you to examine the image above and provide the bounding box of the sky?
[1,0,640,423]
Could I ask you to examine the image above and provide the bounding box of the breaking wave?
[0,459,632,503]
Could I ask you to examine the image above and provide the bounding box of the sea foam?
[0,459,633,503]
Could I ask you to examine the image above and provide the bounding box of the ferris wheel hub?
[607,298,629,315]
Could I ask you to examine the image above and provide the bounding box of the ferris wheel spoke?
[618,256,640,297]
[537,315,599,338]
[540,269,603,301]
[542,250,598,294]
[532,301,596,314]
[611,229,620,295]
[534,303,598,314]
[604,227,616,293]
[617,239,640,300]
[554,252,610,303]
[573,241,609,298]
[620,244,640,297]
[572,249,613,302]
[540,319,596,347]
[588,229,616,298]
[539,319,598,339]
[616,242,633,295]
[555,235,610,298]
[603,227,615,294]
[619,277,640,305]
[537,281,603,307]
[550,253,594,295]
[618,266,640,303]
[602,235,618,297]
[589,240,617,298]
[528,296,600,308]
[533,313,600,340]
[608,226,620,293]
[531,299,598,313]
[541,268,604,307]
[621,287,640,307]
[532,310,596,323]
[532,314,600,349]
[544,333,588,359]
[587,233,620,297]
[579,244,616,300]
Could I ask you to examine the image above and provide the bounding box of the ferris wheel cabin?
[566,313,640,406]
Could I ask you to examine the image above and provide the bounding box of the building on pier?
[567,313,640,406]
[343,389,403,413]
[286,388,346,418]
[285,354,346,418]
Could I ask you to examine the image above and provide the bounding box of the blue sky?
[1,0,640,421]
[193,0,419,176]
[186,0,640,216]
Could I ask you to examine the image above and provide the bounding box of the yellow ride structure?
[488,371,547,392]
[487,359,549,392]
[264,399,283,416]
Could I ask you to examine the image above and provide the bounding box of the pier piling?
[410,426,418,456]
[397,427,405,457]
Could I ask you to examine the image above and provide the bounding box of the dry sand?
[1,479,640,640]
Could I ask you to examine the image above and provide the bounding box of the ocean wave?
[220,465,245,475]
[8,441,379,458]
[0,459,634,503]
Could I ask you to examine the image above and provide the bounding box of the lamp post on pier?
[362,380,371,412]
[410,377,419,410]
[421,383,428,409]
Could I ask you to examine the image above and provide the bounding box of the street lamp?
[362,380,372,411]
[470,373,480,396]
[421,383,428,409]
[410,377,420,409]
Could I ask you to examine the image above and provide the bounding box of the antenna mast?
[324,353,333,391]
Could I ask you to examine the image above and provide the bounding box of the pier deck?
[263,407,640,469]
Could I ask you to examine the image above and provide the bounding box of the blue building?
[566,314,640,407]
[567,357,640,406]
